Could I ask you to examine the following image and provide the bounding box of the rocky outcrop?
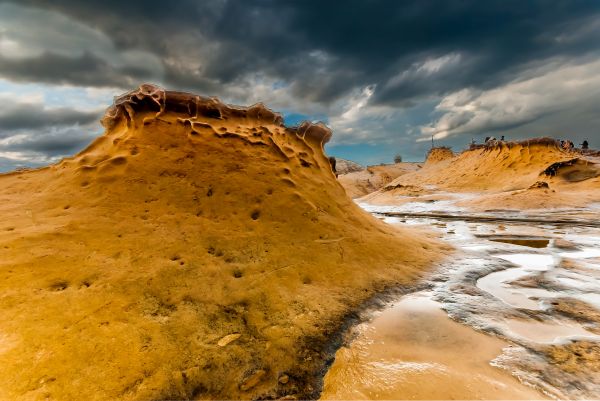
[425,147,454,165]
[335,158,364,175]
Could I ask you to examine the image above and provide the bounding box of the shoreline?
[304,280,435,399]
[320,291,550,400]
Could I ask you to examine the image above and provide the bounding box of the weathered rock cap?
[101,84,333,146]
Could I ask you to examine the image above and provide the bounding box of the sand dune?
[0,85,444,400]
[364,138,600,210]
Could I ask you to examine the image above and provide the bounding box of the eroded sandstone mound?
[0,85,442,400]
[415,139,575,191]
[365,138,600,210]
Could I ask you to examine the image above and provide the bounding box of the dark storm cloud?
[1,129,95,155]
[0,102,100,131]
[7,0,600,105]
[0,52,153,88]
[0,0,599,170]
[0,99,101,169]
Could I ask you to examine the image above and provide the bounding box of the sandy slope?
[0,85,445,400]
[338,163,422,198]
[364,139,600,210]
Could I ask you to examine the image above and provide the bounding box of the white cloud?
[0,79,115,112]
[340,85,375,120]
[420,59,600,140]
[0,151,35,162]
[326,85,430,146]
[329,85,389,141]
[417,53,462,75]
[386,53,462,89]
[553,15,600,45]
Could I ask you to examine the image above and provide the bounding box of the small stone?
[529,181,550,190]
[554,239,579,250]
[217,333,241,347]
[278,374,289,384]
[240,369,266,391]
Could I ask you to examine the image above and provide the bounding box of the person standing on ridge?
[582,140,589,150]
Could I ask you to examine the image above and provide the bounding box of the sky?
[0,0,599,170]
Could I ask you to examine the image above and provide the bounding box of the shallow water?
[503,319,600,343]
[321,294,544,400]
[322,201,600,400]
[477,254,557,310]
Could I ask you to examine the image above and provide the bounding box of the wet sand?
[321,197,600,399]
[321,293,545,400]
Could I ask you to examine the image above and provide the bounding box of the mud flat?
[323,198,600,399]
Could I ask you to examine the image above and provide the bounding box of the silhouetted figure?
[501,135,505,141]
[328,156,338,177]
[582,140,589,150]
